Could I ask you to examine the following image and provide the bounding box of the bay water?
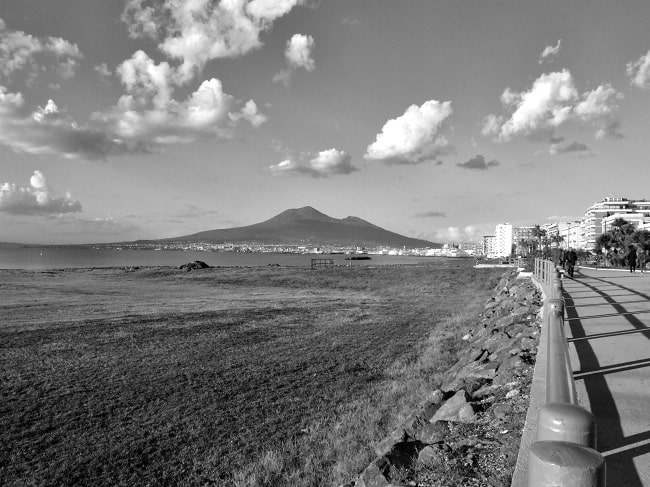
[0,246,469,270]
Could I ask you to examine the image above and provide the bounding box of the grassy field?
[0,261,506,486]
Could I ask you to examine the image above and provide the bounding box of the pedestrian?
[638,249,648,273]
[628,245,638,273]
[565,248,578,278]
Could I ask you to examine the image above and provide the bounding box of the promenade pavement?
[563,266,650,487]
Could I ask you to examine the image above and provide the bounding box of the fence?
[311,258,335,269]
[529,258,605,486]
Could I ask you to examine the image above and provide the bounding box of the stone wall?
[347,269,542,486]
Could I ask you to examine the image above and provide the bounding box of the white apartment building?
[581,197,650,250]
[495,223,513,257]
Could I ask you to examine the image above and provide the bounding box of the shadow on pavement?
[563,270,650,487]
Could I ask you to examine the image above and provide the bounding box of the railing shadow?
[564,270,650,487]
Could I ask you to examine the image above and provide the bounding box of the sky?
[1,0,650,245]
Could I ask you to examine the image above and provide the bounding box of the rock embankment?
[349,269,542,487]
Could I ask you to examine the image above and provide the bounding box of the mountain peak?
[264,206,335,224]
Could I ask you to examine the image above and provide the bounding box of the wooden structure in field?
[311,258,335,269]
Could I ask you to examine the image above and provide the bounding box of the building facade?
[482,235,497,258]
[581,197,650,250]
[495,223,513,257]
[513,225,536,255]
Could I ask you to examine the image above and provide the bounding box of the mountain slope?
[165,206,439,248]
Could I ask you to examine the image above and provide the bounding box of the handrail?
[528,258,606,487]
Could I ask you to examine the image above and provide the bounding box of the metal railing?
[529,258,606,486]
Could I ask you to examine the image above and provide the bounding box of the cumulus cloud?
[0,170,82,215]
[626,49,650,89]
[549,141,593,157]
[364,100,454,164]
[121,0,307,83]
[273,33,315,86]
[414,211,446,218]
[269,148,357,177]
[456,154,499,170]
[482,70,623,142]
[0,93,134,159]
[93,50,266,146]
[538,39,561,64]
[0,18,83,83]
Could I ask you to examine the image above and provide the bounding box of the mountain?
[160,206,440,248]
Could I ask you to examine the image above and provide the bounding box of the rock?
[373,429,407,457]
[457,403,477,422]
[418,445,444,465]
[430,390,476,423]
[354,462,389,487]
[417,421,450,443]
[471,383,503,399]
[179,260,211,270]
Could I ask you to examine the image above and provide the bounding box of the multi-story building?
[482,235,497,258]
[581,197,650,250]
[513,225,536,255]
[495,223,513,257]
[562,221,583,249]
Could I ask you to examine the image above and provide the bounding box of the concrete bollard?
[528,441,605,487]
[537,403,597,448]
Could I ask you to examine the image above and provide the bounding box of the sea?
[0,246,472,270]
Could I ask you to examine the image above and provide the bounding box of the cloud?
[456,154,499,170]
[228,99,267,127]
[176,204,221,218]
[273,33,315,86]
[0,93,135,160]
[364,100,454,164]
[94,63,112,84]
[269,148,357,177]
[341,17,360,26]
[121,0,307,83]
[0,18,83,83]
[0,170,82,215]
[626,49,650,89]
[431,225,480,243]
[482,70,623,142]
[549,141,593,157]
[95,51,266,145]
[414,211,446,218]
[538,39,561,64]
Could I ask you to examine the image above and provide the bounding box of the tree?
[532,225,546,255]
[550,233,564,248]
[596,218,647,266]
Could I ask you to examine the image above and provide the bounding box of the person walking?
[565,248,578,278]
[638,248,648,273]
[628,245,638,273]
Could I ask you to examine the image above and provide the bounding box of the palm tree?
[532,225,546,255]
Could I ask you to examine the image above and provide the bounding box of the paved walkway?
[563,266,650,487]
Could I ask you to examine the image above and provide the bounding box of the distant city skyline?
[2,1,650,244]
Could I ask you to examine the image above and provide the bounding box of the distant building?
[513,225,536,255]
[581,197,650,250]
[495,223,513,257]
[482,235,496,258]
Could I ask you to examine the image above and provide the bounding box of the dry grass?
[0,261,505,486]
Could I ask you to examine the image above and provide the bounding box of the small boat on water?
[345,255,371,261]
